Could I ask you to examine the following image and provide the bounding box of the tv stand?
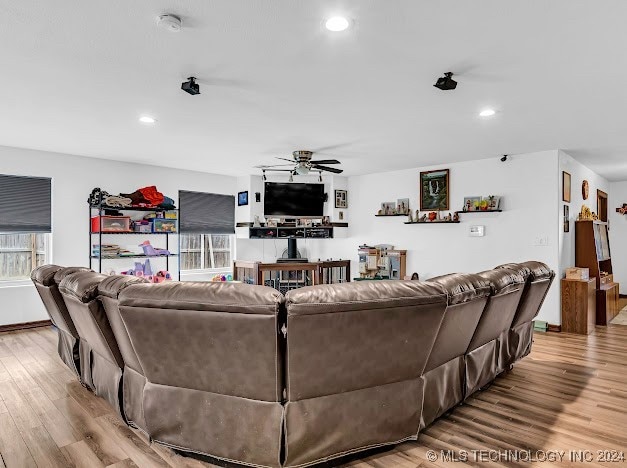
[277,238,308,263]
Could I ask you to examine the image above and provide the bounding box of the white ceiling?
[1,0,627,180]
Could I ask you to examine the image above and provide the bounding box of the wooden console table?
[233,260,350,294]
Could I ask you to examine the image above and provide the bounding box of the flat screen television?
[264,182,325,217]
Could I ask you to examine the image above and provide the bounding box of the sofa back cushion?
[284,280,448,401]
[119,281,284,402]
[424,273,491,372]
[469,268,527,351]
[59,270,123,367]
[98,275,149,374]
[31,264,79,338]
[497,261,555,327]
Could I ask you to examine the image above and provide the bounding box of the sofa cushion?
[285,280,447,315]
[495,262,532,279]
[59,271,109,303]
[426,273,491,304]
[519,261,553,281]
[31,264,62,286]
[477,268,526,296]
[98,275,148,299]
[120,281,283,314]
[53,266,92,286]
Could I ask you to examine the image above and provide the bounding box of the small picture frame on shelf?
[397,198,410,215]
[238,191,249,206]
[335,189,348,208]
[463,196,481,212]
[381,202,396,215]
[484,195,501,210]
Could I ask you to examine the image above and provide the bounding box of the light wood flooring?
[1,324,627,468]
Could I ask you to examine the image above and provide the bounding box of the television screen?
[264,182,325,217]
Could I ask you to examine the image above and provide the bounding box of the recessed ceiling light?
[325,16,350,32]
[139,115,156,124]
[479,109,496,117]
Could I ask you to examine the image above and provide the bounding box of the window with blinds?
[0,174,52,280]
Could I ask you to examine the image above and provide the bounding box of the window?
[0,233,50,281]
[180,234,233,271]
[0,174,52,282]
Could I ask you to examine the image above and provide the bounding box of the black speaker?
[255,192,261,202]
[323,193,328,202]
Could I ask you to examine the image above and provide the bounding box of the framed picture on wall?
[335,189,348,208]
[564,204,570,232]
[420,169,449,211]
[562,171,571,203]
[237,191,248,206]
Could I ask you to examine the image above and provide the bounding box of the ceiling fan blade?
[254,164,295,168]
[311,142,355,153]
[312,164,343,174]
[309,159,340,164]
[275,157,295,163]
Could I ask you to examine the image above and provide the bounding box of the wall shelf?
[455,210,502,214]
[375,214,407,217]
[404,221,460,225]
[90,254,178,260]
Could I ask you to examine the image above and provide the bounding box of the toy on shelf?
[139,241,171,256]
[211,273,234,282]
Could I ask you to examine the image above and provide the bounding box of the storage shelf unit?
[90,205,180,279]
[248,226,333,239]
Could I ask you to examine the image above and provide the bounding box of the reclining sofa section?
[30,260,555,468]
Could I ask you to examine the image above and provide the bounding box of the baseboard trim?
[547,323,562,333]
[0,319,52,333]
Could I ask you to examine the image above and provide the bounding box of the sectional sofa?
[31,261,554,468]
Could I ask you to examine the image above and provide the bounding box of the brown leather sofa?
[31,261,554,468]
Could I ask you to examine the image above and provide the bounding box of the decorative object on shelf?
[211,273,234,282]
[253,215,261,227]
[396,198,410,215]
[463,196,481,212]
[453,212,460,222]
[582,180,589,200]
[418,213,427,222]
[139,241,171,256]
[562,171,571,203]
[564,205,570,232]
[577,205,594,221]
[407,211,414,223]
[616,204,627,215]
[266,218,278,227]
[428,211,438,222]
[420,169,449,210]
[335,189,348,208]
[322,216,331,226]
[381,202,396,215]
[238,191,249,206]
[339,211,344,220]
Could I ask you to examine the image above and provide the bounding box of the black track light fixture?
[500,155,508,162]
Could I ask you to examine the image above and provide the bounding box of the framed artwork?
[582,180,589,200]
[564,204,570,232]
[485,195,501,210]
[380,202,396,215]
[237,191,248,206]
[335,189,348,208]
[420,169,450,210]
[463,196,481,212]
[562,171,571,203]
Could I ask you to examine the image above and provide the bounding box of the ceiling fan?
[255,150,344,175]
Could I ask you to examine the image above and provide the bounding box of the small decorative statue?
[408,211,414,223]
[415,209,420,220]
[617,204,627,215]
[377,209,384,215]
[419,213,427,223]
[253,215,261,227]
[453,212,460,222]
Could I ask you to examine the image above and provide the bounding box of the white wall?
[322,150,562,324]
[557,151,610,281]
[609,181,627,294]
[0,145,236,326]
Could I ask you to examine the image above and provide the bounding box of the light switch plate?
[469,225,485,237]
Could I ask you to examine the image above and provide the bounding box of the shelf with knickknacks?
[375,199,411,217]
[458,195,502,214]
[616,204,627,215]
[405,209,460,224]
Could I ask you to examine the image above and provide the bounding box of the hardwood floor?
[1,325,626,468]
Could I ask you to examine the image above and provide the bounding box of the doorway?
[597,190,608,222]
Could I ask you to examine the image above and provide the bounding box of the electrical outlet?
[533,236,549,246]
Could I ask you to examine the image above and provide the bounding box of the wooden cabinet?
[561,278,596,334]
[597,283,619,325]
